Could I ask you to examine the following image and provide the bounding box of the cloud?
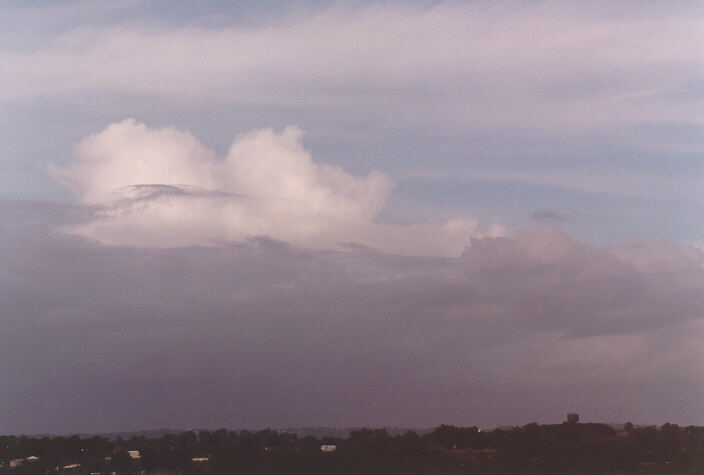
[3,3,702,135]
[463,225,704,337]
[2,1,703,434]
[531,209,574,224]
[610,238,704,274]
[3,1,702,232]
[401,166,703,200]
[52,120,221,205]
[1,202,703,433]
[50,119,501,254]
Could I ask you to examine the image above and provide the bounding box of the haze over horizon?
[1,1,702,435]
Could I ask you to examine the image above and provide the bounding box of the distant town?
[1,414,703,474]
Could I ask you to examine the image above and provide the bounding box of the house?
[10,456,39,467]
[440,448,498,462]
[320,444,337,453]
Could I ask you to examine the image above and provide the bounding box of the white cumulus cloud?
[51,119,502,254]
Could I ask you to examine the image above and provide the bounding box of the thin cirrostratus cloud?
[398,167,703,200]
[2,2,702,136]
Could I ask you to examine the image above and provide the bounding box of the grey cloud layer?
[1,201,702,433]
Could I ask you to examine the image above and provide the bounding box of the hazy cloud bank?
[1,201,702,433]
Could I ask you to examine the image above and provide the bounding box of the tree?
[110,451,134,471]
[566,413,579,424]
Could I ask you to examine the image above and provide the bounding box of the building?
[10,456,39,467]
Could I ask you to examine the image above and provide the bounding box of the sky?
[0,1,703,434]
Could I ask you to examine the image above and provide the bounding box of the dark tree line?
[1,422,703,474]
